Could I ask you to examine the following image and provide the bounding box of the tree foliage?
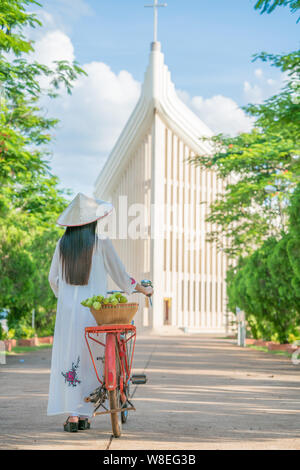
[227,187,300,343]
[194,53,300,338]
[226,237,299,343]
[189,50,300,257]
[287,184,300,299]
[255,0,300,20]
[189,2,300,342]
[0,1,86,336]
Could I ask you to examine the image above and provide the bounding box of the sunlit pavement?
[1,334,300,450]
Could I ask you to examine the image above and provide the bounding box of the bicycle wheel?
[109,388,122,437]
[121,401,128,423]
[121,378,130,424]
[108,336,122,438]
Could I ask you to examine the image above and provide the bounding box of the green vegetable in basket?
[112,292,122,299]
[81,292,129,308]
[92,301,101,310]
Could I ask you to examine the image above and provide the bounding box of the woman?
[47,193,153,432]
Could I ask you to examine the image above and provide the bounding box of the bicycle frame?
[85,324,136,394]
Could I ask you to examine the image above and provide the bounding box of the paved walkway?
[1,334,300,450]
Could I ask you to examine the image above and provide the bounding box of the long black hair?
[59,221,97,285]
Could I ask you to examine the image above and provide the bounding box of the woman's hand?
[143,286,154,297]
[135,283,154,297]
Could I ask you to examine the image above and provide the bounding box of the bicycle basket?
[90,303,139,325]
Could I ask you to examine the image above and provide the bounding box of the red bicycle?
[84,280,152,437]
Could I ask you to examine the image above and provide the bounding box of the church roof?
[94,41,213,199]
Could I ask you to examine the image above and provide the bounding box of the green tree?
[190,1,300,342]
[287,184,300,298]
[227,236,300,343]
[0,1,86,335]
[255,0,300,20]
[189,50,300,257]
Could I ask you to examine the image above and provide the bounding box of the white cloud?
[254,68,263,79]
[54,0,93,20]
[243,80,264,104]
[36,26,253,195]
[23,20,140,197]
[28,20,272,196]
[49,87,253,196]
[178,91,254,136]
[44,60,141,196]
[29,1,93,35]
[243,69,287,104]
[25,29,76,97]
[37,11,56,28]
[51,61,141,153]
[31,30,75,67]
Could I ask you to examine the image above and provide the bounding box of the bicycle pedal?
[131,374,147,384]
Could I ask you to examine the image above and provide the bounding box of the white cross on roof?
[144,0,167,42]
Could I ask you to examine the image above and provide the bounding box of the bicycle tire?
[121,401,128,423]
[109,388,122,437]
[121,378,130,424]
[108,335,122,438]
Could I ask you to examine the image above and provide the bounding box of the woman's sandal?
[78,418,91,430]
[64,417,79,432]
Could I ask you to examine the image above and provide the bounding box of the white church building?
[94,40,231,334]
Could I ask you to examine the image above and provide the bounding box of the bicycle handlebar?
[107,279,153,306]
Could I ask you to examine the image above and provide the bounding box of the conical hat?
[57,193,113,227]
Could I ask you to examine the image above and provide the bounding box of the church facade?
[94,42,232,334]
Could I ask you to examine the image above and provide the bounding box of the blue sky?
[27,0,299,197]
[66,0,299,102]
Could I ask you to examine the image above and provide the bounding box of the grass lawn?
[247,344,293,358]
[5,344,53,355]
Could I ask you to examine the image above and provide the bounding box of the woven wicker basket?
[90,302,139,326]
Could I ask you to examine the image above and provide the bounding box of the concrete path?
[1,334,300,450]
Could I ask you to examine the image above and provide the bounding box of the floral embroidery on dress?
[61,356,81,387]
[130,277,136,285]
